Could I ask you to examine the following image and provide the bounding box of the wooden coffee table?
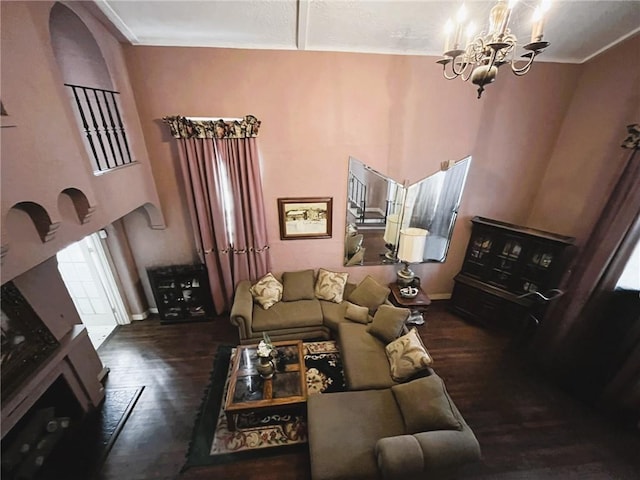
[224,340,307,431]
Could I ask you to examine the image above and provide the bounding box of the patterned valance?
[163,115,261,139]
[622,123,639,150]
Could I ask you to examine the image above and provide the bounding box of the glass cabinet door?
[518,242,557,294]
[489,235,524,290]
[462,232,494,279]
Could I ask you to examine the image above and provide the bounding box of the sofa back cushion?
[281,269,316,301]
[347,275,390,315]
[391,375,462,434]
[367,304,409,343]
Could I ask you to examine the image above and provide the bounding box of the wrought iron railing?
[348,172,367,223]
[65,84,133,172]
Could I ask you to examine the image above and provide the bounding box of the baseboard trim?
[428,293,452,301]
[131,311,150,321]
[149,307,159,314]
[98,366,110,383]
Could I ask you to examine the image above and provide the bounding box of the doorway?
[56,232,129,349]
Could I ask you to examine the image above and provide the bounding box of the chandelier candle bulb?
[466,23,476,45]
[444,19,453,53]
[490,1,508,36]
[531,7,545,42]
[454,4,467,48]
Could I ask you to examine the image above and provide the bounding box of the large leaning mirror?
[344,156,471,266]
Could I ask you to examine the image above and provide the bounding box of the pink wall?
[527,35,640,242]
[0,1,164,284]
[124,46,580,297]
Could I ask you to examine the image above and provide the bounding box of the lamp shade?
[383,214,401,245]
[398,228,429,263]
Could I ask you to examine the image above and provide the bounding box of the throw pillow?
[281,269,316,301]
[347,275,390,315]
[366,304,409,344]
[314,268,349,303]
[385,328,433,381]
[249,273,283,310]
[344,301,370,324]
[391,376,462,434]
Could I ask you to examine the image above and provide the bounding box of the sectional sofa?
[230,268,481,479]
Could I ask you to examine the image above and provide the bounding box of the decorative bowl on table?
[399,286,419,299]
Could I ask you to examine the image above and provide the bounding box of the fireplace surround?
[1,259,105,441]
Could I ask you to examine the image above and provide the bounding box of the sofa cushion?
[385,328,433,381]
[252,299,323,332]
[347,275,390,315]
[367,304,409,344]
[344,301,370,324]
[392,375,462,434]
[314,268,349,303]
[338,322,397,390]
[319,300,349,332]
[308,389,405,480]
[281,269,316,301]
[249,272,283,310]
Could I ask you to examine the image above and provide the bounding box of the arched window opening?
[49,3,133,173]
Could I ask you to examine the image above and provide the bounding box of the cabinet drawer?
[450,282,528,332]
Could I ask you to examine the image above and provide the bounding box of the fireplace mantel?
[2,324,104,438]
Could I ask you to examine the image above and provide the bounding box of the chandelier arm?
[460,68,474,82]
[450,58,468,77]
[486,47,499,71]
[442,66,461,80]
[510,52,537,76]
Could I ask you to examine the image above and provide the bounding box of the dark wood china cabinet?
[451,217,575,332]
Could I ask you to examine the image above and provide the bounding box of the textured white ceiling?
[96,0,640,63]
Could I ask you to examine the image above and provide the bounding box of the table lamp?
[396,228,428,286]
[383,213,401,260]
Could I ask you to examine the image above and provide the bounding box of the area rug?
[182,341,345,471]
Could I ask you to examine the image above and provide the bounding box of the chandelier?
[437,0,552,98]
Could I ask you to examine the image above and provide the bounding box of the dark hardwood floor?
[89,304,639,480]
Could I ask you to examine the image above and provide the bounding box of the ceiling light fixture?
[437,0,552,98]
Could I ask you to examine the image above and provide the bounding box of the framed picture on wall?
[278,197,333,240]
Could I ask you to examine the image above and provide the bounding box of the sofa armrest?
[413,426,481,471]
[230,280,254,340]
[375,427,481,479]
[375,435,424,479]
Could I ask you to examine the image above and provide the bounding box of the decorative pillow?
[314,268,349,303]
[347,275,390,315]
[281,269,316,301]
[366,304,409,343]
[344,301,370,324]
[392,376,462,434]
[385,328,433,381]
[249,273,283,310]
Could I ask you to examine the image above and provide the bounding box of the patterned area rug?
[182,341,345,471]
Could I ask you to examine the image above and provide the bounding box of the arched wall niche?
[58,187,97,224]
[8,202,61,244]
[142,202,167,230]
[49,2,113,90]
